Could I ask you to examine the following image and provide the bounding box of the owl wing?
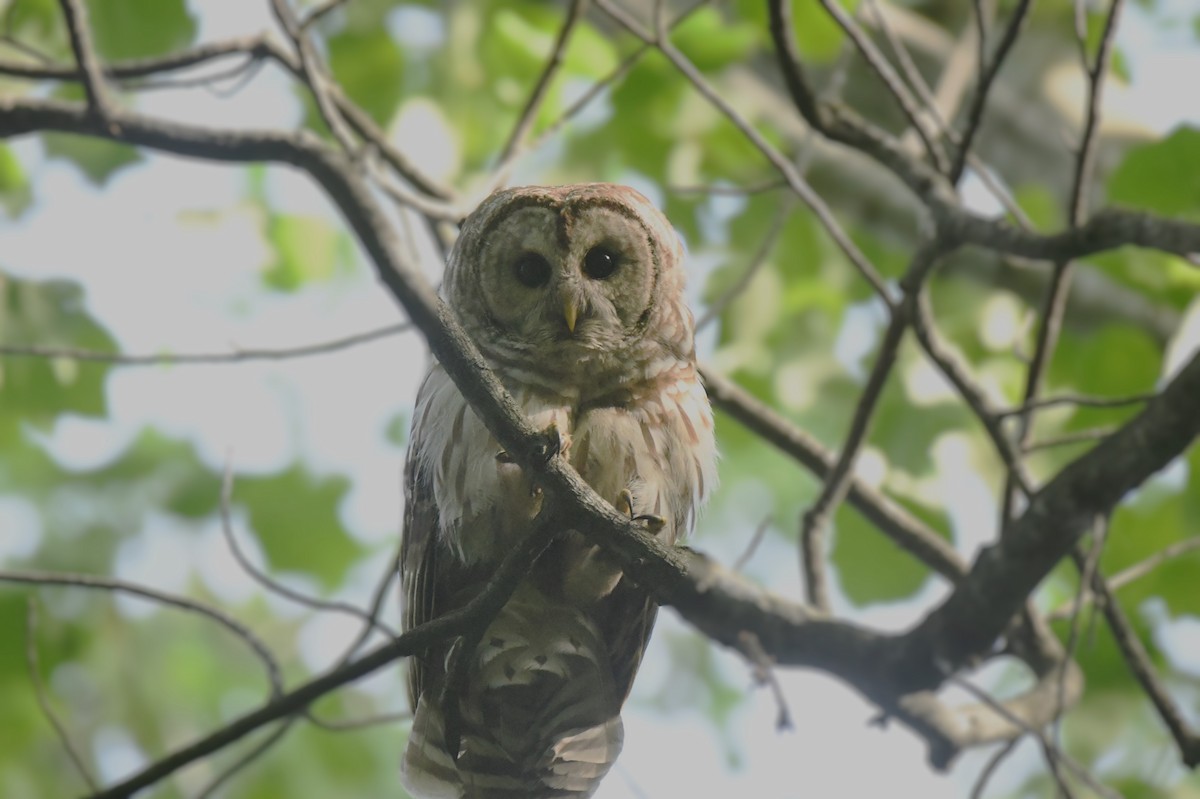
[400,449,438,709]
[599,579,659,704]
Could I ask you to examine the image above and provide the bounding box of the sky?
[1,1,1199,797]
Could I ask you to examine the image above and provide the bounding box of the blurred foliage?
[1,1,1199,798]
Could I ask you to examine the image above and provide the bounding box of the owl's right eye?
[513,253,551,288]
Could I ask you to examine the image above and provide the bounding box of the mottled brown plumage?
[400,184,717,799]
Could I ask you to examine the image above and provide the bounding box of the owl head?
[443,184,693,384]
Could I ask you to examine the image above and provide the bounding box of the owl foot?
[616,489,666,535]
[537,421,570,462]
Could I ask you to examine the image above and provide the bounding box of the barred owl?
[400,183,717,798]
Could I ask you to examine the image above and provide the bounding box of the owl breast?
[411,362,716,568]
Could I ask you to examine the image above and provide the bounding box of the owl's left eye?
[583,247,619,280]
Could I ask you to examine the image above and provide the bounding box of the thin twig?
[732,515,775,573]
[796,248,919,610]
[701,367,968,581]
[816,0,947,170]
[951,677,1122,799]
[970,738,1020,799]
[1091,569,1200,767]
[1000,0,1126,529]
[219,459,399,638]
[996,390,1159,418]
[2,570,282,697]
[697,196,794,330]
[25,600,99,792]
[1057,518,1107,747]
[971,0,991,74]
[195,719,297,799]
[910,288,1034,496]
[269,0,359,156]
[1023,427,1116,453]
[0,33,55,63]
[949,0,1034,183]
[738,630,794,731]
[864,0,1031,229]
[57,0,115,127]
[300,0,352,30]
[798,309,903,609]
[669,178,787,196]
[0,323,410,366]
[127,55,266,98]
[494,0,586,168]
[440,514,558,760]
[310,709,411,731]
[1046,536,1200,621]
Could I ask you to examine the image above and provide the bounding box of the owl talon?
[616,489,635,519]
[537,421,570,462]
[634,513,666,534]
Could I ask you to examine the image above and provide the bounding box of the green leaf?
[1052,323,1162,432]
[235,465,362,588]
[832,497,944,606]
[86,0,197,60]
[384,410,409,448]
[672,8,760,71]
[0,274,115,432]
[327,27,405,126]
[42,131,143,186]
[1013,183,1065,231]
[0,144,33,218]
[733,0,860,62]
[2,0,65,55]
[261,214,354,292]
[1108,125,1200,216]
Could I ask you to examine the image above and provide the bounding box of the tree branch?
[1,569,283,699]
[56,0,115,126]
[897,347,1200,686]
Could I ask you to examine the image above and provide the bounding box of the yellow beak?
[563,300,578,334]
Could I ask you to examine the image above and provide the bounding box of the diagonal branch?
[898,347,1200,687]
[1000,0,1128,534]
[1091,570,1200,767]
[815,0,948,170]
[25,600,99,793]
[949,0,1033,183]
[0,323,410,365]
[1,569,283,698]
[799,293,909,610]
[495,0,586,168]
[56,0,115,126]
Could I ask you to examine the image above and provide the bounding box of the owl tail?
[401,590,625,799]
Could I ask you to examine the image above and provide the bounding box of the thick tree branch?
[897,347,1200,687]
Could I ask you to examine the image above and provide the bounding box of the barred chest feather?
[410,359,717,569]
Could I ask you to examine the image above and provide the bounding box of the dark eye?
[582,247,619,280]
[513,253,551,288]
